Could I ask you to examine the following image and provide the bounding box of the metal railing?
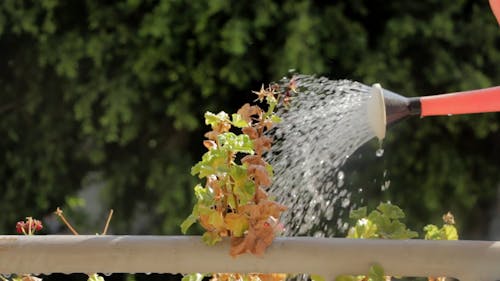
[0,236,499,281]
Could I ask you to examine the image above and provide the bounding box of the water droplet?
[341,198,350,208]
[314,231,326,238]
[341,222,349,231]
[103,273,112,277]
[376,148,384,157]
[337,171,344,181]
[381,180,391,191]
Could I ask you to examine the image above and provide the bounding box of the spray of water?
[267,75,377,236]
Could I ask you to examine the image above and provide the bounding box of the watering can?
[367,0,500,140]
[367,84,500,140]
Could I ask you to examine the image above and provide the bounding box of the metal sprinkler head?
[367,84,387,141]
[366,83,421,141]
[367,82,500,141]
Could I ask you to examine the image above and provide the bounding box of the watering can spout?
[381,87,421,125]
[367,83,500,140]
[367,84,421,141]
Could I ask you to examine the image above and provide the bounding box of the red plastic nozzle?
[420,86,500,117]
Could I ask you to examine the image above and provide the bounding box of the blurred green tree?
[0,0,499,244]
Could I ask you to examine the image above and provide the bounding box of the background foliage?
[1,0,499,262]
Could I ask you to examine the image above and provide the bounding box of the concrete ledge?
[0,236,499,281]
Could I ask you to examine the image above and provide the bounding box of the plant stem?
[102,209,114,235]
[54,207,79,235]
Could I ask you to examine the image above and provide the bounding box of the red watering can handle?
[490,0,500,25]
[420,86,500,117]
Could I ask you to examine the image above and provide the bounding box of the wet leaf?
[191,149,229,178]
[218,132,254,154]
[242,155,266,166]
[194,184,214,205]
[347,218,378,239]
[181,213,198,234]
[377,203,405,219]
[208,210,225,229]
[424,224,441,240]
[349,207,367,220]
[203,140,217,150]
[242,126,259,139]
[234,181,255,205]
[253,136,272,155]
[232,113,249,128]
[205,111,230,127]
[202,231,222,245]
[442,224,458,240]
[225,213,249,237]
[270,114,282,124]
[247,164,271,187]
[237,103,262,123]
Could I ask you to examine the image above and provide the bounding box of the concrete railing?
[0,236,499,281]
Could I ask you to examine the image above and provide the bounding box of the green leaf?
[347,218,378,239]
[368,264,385,281]
[181,213,198,234]
[442,224,458,240]
[218,132,254,154]
[225,213,249,237]
[202,231,222,245]
[205,111,230,127]
[230,164,255,204]
[310,274,326,281]
[88,274,105,281]
[191,149,229,178]
[270,114,282,124]
[265,163,274,178]
[424,224,458,240]
[349,207,367,220]
[234,181,255,205]
[377,203,405,219]
[194,184,214,205]
[232,113,249,128]
[182,273,205,281]
[230,164,248,186]
[208,210,224,229]
[424,224,441,240]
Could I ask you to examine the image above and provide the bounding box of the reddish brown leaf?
[241,155,266,166]
[253,136,272,155]
[254,187,268,203]
[263,119,274,130]
[237,103,262,123]
[203,140,217,150]
[204,131,219,141]
[247,164,271,187]
[242,126,259,139]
